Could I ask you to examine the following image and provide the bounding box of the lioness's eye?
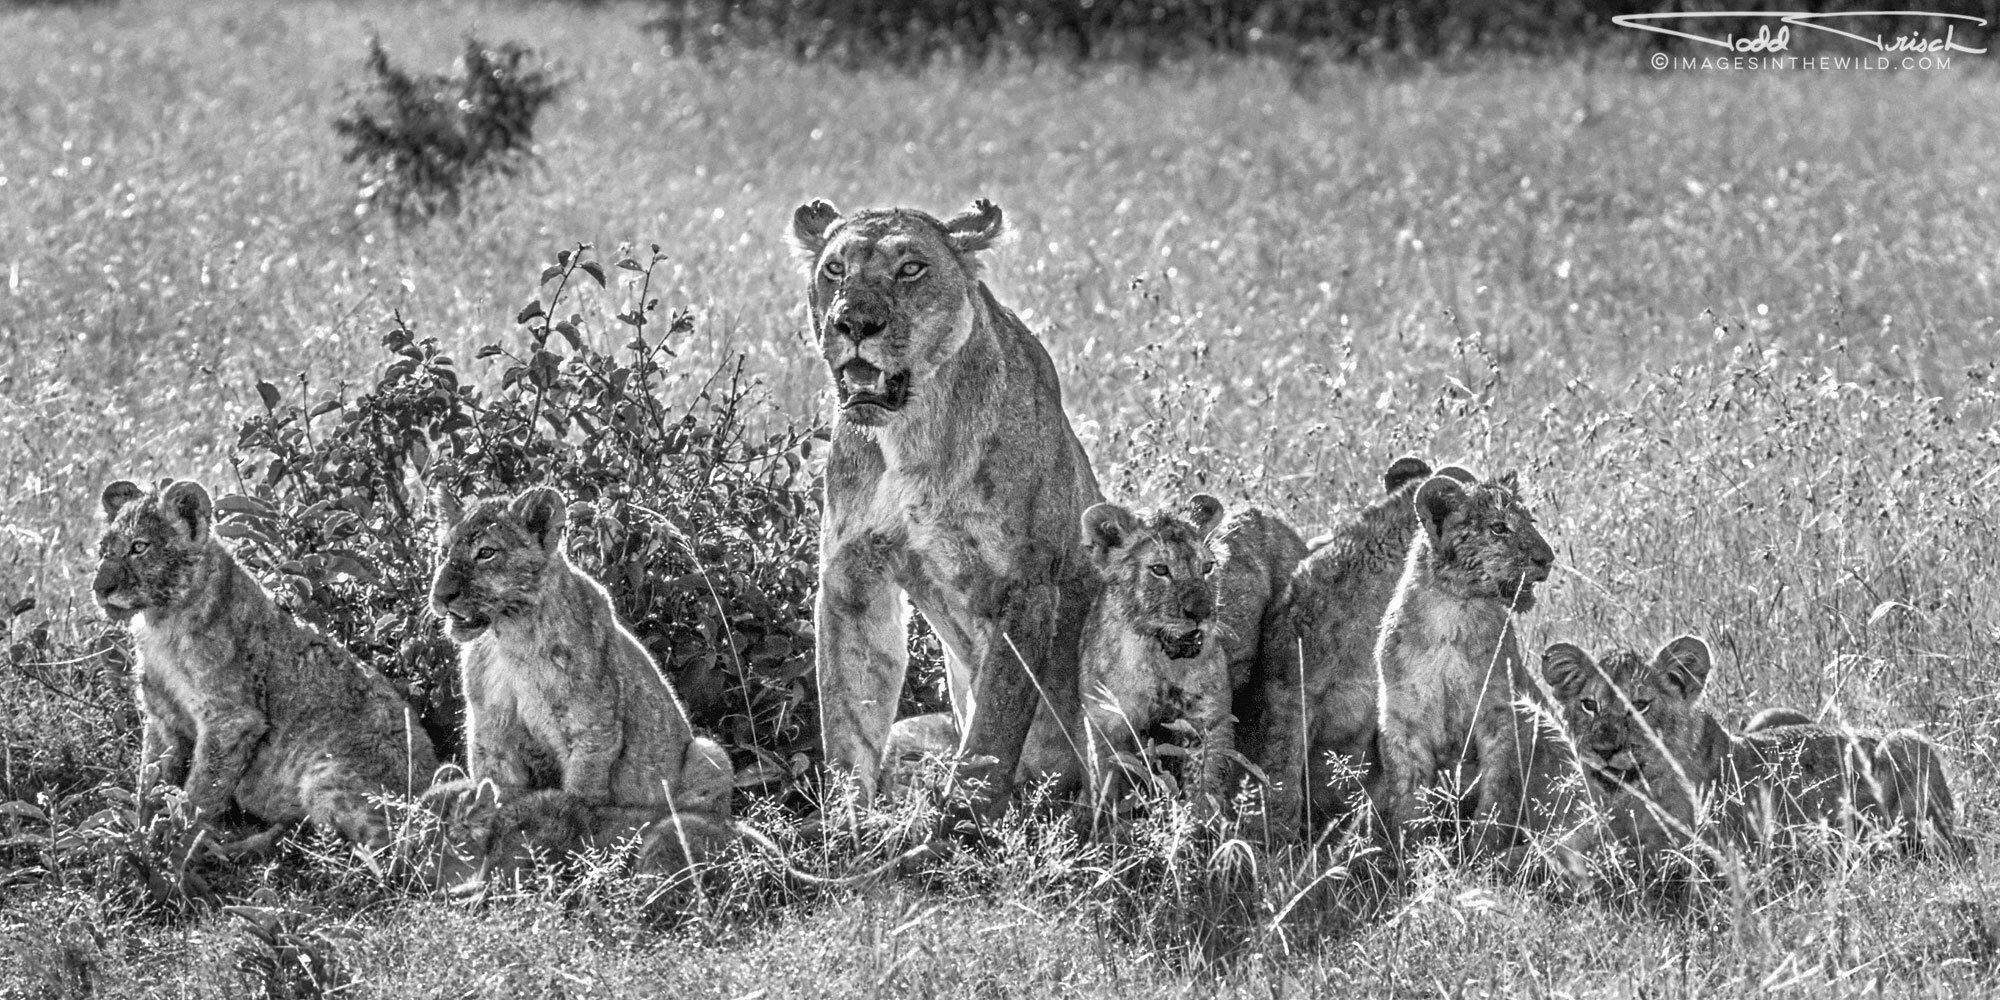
[475,546,499,562]
[129,539,150,556]
[897,261,928,280]
[1202,561,1216,576]
[1490,522,1513,537]
[821,260,845,279]
[1148,564,1170,579]
[1633,700,1652,713]
[1578,698,1598,714]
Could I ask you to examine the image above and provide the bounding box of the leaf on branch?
[476,344,505,359]
[256,381,281,411]
[539,265,563,285]
[579,260,606,287]
[517,299,545,324]
[309,399,343,419]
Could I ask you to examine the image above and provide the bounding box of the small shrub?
[332,36,562,224]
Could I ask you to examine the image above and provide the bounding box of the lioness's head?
[429,486,570,642]
[94,479,216,624]
[788,198,1007,428]
[1082,494,1225,659]
[1412,470,1555,609]
[1542,636,1713,795]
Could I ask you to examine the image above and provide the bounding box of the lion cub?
[887,494,1231,809]
[1239,457,1467,838]
[1373,469,1574,857]
[426,486,734,872]
[93,479,436,850]
[1542,636,1973,872]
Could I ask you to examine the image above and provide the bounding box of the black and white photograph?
[2,1,1996,995]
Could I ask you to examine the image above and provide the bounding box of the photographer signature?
[1614,11,1988,54]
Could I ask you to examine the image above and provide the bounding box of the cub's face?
[93,480,214,623]
[789,199,1006,428]
[1413,471,1555,610]
[1083,495,1225,660]
[1542,636,1714,796]
[429,487,568,642]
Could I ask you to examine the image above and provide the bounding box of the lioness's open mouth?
[1155,627,1206,661]
[101,602,141,623]
[835,360,910,413]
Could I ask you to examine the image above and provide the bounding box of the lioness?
[1542,636,1973,873]
[1238,457,1471,838]
[885,494,1231,811]
[792,198,1103,813]
[1373,469,1575,858]
[426,486,735,874]
[94,479,436,850]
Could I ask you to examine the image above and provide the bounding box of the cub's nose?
[1180,590,1213,623]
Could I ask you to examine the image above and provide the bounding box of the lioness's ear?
[510,487,568,553]
[1433,464,1478,485]
[1081,503,1138,560]
[943,198,1005,258]
[1413,474,1467,548]
[1382,457,1433,495]
[1496,470,1522,492]
[790,199,843,262]
[159,480,212,544]
[101,480,144,520]
[428,483,465,530]
[1183,493,1224,538]
[1540,642,1595,703]
[1655,635,1713,700]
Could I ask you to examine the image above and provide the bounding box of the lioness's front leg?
[183,706,268,817]
[816,547,910,801]
[955,580,1084,815]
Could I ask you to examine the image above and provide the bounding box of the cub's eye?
[1578,698,1598,714]
[474,546,499,562]
[1633,699,1652,714]
[1148,564,1171,579]
[128,539,150,556]
[821,260,845,279]
[897,261,928,280]
[1489,522,1513,537]
[1202,561,1216,576]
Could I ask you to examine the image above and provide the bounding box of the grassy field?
[4,0,2000,995]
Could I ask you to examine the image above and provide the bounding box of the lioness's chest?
[840,466,1016,578]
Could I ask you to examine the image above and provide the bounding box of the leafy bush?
[332,36,562,224]
[224,246,835,793]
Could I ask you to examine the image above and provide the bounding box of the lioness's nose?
[832,312,886,341]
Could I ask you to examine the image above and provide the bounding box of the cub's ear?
[1540,642,1595,703]
[1413,474,1468,548]
[509,487,568,553]
[101,480,144,520]
[428,483,465,530]
[1183,493,1225,538]
[1382,457,1433,495]
[1081,503,1138,560]
[1433,464,1478,485]
[943,198,1006,260]
[1655,635,1713,700]
[790,199,844,262]
[158,480,213,544]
